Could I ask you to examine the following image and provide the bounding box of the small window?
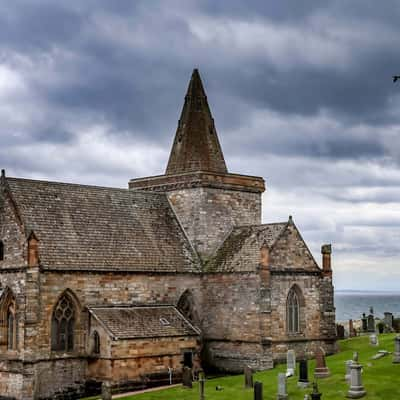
[0,240,4,261]
[160,317,170,326]
[6,299,17,350]
[93,331,100,354]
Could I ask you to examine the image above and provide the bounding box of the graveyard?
[90,333,400,400]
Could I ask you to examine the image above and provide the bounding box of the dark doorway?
[183,351,193,368]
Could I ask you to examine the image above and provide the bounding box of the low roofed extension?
[3,177,200,272]
[88,306,200,340]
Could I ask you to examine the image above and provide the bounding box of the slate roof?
[88,306,200,339]
[205,223,288,272]
[166,69,228,175]
[5,177,199,272]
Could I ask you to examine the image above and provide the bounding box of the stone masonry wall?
[167,188,261,260]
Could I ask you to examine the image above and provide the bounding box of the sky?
[0,0,399,290]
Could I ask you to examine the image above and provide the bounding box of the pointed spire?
[166,69,228,175]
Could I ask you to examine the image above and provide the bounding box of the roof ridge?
[6,176,167,197]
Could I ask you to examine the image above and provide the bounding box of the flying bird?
[393,76,400,83]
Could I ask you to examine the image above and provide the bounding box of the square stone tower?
[129,69,265,260]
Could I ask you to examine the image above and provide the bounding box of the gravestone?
[314,347,330,378]
[244,365,254,388]
[349,319,355,337]
[393,336,400,363]
[336,324,345,339]
[298,359,309,388]
[182,366,193,388]
[345,360,353,383]
[347,352,366,398]
[367,308,375,332]
[384,312,393,330]
[277,373,288,400]
[199,371,205,400]
[254,381,263,400]
[369,334,378,346]
[101,382,112,400]
[286,349,296,377]
[361,314,367,333]
[310,381,322,400]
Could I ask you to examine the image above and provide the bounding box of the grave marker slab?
[277,373,288,400]
[182,366,193,388]
[346,353,366,398]
[298,359,309,388]
[286,349,296,377]
[254,381,263,400]
[101,382,112,400]
[244,365,254,388]
[314,347,330,378]
[393,336,400,363]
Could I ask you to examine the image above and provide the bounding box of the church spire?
[166,69,228,175]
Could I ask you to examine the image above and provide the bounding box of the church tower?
[129,69,265,260]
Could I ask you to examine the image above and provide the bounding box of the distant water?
[335,291,400,322]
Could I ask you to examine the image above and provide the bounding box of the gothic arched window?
[177,290,198,324]
[6,298,16,350]
[0,240,4,261]
[287,288,300,334]
[51,294,75,352]
[93,330,100,354]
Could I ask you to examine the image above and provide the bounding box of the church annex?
[0,69,336,399]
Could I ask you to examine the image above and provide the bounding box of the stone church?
[0,69,336,399]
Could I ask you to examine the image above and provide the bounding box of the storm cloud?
[1,0,399,290]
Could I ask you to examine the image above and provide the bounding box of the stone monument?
[384,312,393,331]
[182,366,193,388]
[310,381,322,400]
[369,334,378,347]
[286,349,296,377]
[199,371,205,400]
[314,347,330,378]
[277,373,288,400]
[361,313,367,333]
[101,382,112,400]
[254,381,263,400]
[393,336,400,364]
[298,359,310,388]
[346,352,366,398]
[367,307,375,332]
[244,365,254,388]
[345,360,353,383]
[349,319,355,337]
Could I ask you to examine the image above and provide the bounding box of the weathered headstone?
[393,336,400,363]
[298,359,309,388]
[286,349,296,377]
[199,371,205,400]
[345,360,353,383]
[369,334,378,346]
[349,319,355,337]
[367,312,375,332]
[182,366,193,388]
[101,382,112,400]
[244,365,254,388]
[310,381,322,400]
[336,324,345,339]
[361,314,367,333]
[347,352,366,398]
[277,373,288,400]
[384,312,393,331]
[314,347,330,378]
[254,381,263,400]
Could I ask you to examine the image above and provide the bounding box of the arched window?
[287,288,300,334]
[93,330,100,354]
[0,240,4,261]
[51,293,75,352]
[6,298,16,350]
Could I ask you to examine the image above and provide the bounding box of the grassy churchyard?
[100,333,400,400]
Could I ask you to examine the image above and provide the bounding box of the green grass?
[92,334,400,399]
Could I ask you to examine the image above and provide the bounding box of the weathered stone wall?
[200,272,273,371]
[0,188,27,270]
[168,187,261,260]
[0,369,24,400]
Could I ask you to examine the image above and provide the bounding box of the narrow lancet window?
[287,288,300,333]
[0,241,4,261]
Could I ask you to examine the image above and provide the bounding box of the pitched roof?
[166,69,228,175]
[88,306,200,339]
[205,223,287,272]
[5,177,200,272]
